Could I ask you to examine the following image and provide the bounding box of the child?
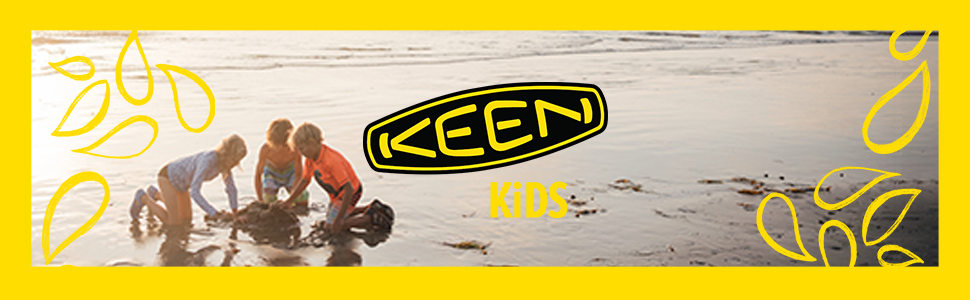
[255,118,309,206]
[278,122,393,233]
[130,133,247,225]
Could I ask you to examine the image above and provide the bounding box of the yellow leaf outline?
[51,79,110,137]
[889,30,933,61]
[757,193,817,262]
[72,115,158,159]
[48,56,95,81]
[115,30,154,106]
[42,171,110,265]
[863,188,921,246]
[862,61,931,154]
[815,166,899,210]
[877,244,924,267]
[818,220,857,267]
[156,64,215,133]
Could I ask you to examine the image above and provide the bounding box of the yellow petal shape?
[818,220,857,267]
[51,79,110,137]
[889,30,933,61]
[863,188,921,246]
[115,30,154,106]
[72,115,158,159]
[757,193,817,262]
[862,60,931,154]
[815,166,899,210]
[42,171,110,265]
[48,56,95,81]
[156,64,215,133]
[877,244,924,267]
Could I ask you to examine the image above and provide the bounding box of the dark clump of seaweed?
[210,201,302,248]
[237,202,300,229]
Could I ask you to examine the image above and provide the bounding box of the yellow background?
[3,0,965,298]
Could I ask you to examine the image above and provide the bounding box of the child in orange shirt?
[279,122,393,233]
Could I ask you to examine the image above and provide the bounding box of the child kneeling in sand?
[277,122,393,232]
[130,134,247,225]
[255,118,309,206]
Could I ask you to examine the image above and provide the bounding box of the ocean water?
[31,31,938,266]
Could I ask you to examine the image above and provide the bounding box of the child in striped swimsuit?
[129,134,248,225]
[255,118,309,206]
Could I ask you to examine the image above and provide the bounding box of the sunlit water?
[31,31,937,266]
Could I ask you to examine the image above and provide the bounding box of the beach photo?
[30,30,937,266]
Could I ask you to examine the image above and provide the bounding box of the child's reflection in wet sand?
[157,225,222,266]
[129,218,390,266]
[326,230,390,266]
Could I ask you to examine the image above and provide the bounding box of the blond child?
[255,118,309,206]
[279,122,393,233]
[130,133,247,225]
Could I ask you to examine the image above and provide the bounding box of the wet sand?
[628,178,938,266]
[31,32,938,266]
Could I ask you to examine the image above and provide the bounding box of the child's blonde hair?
[216,133,247,174]
[266,118,294,148]
[290,122,324,153]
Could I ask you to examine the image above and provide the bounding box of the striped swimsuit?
[263,161,296,191]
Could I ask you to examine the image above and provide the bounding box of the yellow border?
[365,85,605,171]
[6,0,969,298]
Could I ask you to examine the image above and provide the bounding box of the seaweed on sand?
[298,219,392,249]
[442,240,491,254]
[207,201,302,248]
[235,201,300,229]
[698,176,831,197]
[609,178,650,193]
[570,208,605,217]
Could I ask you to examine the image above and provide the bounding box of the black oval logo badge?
[363,82,607,174]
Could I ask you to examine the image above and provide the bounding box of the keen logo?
[363,82,607,173]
